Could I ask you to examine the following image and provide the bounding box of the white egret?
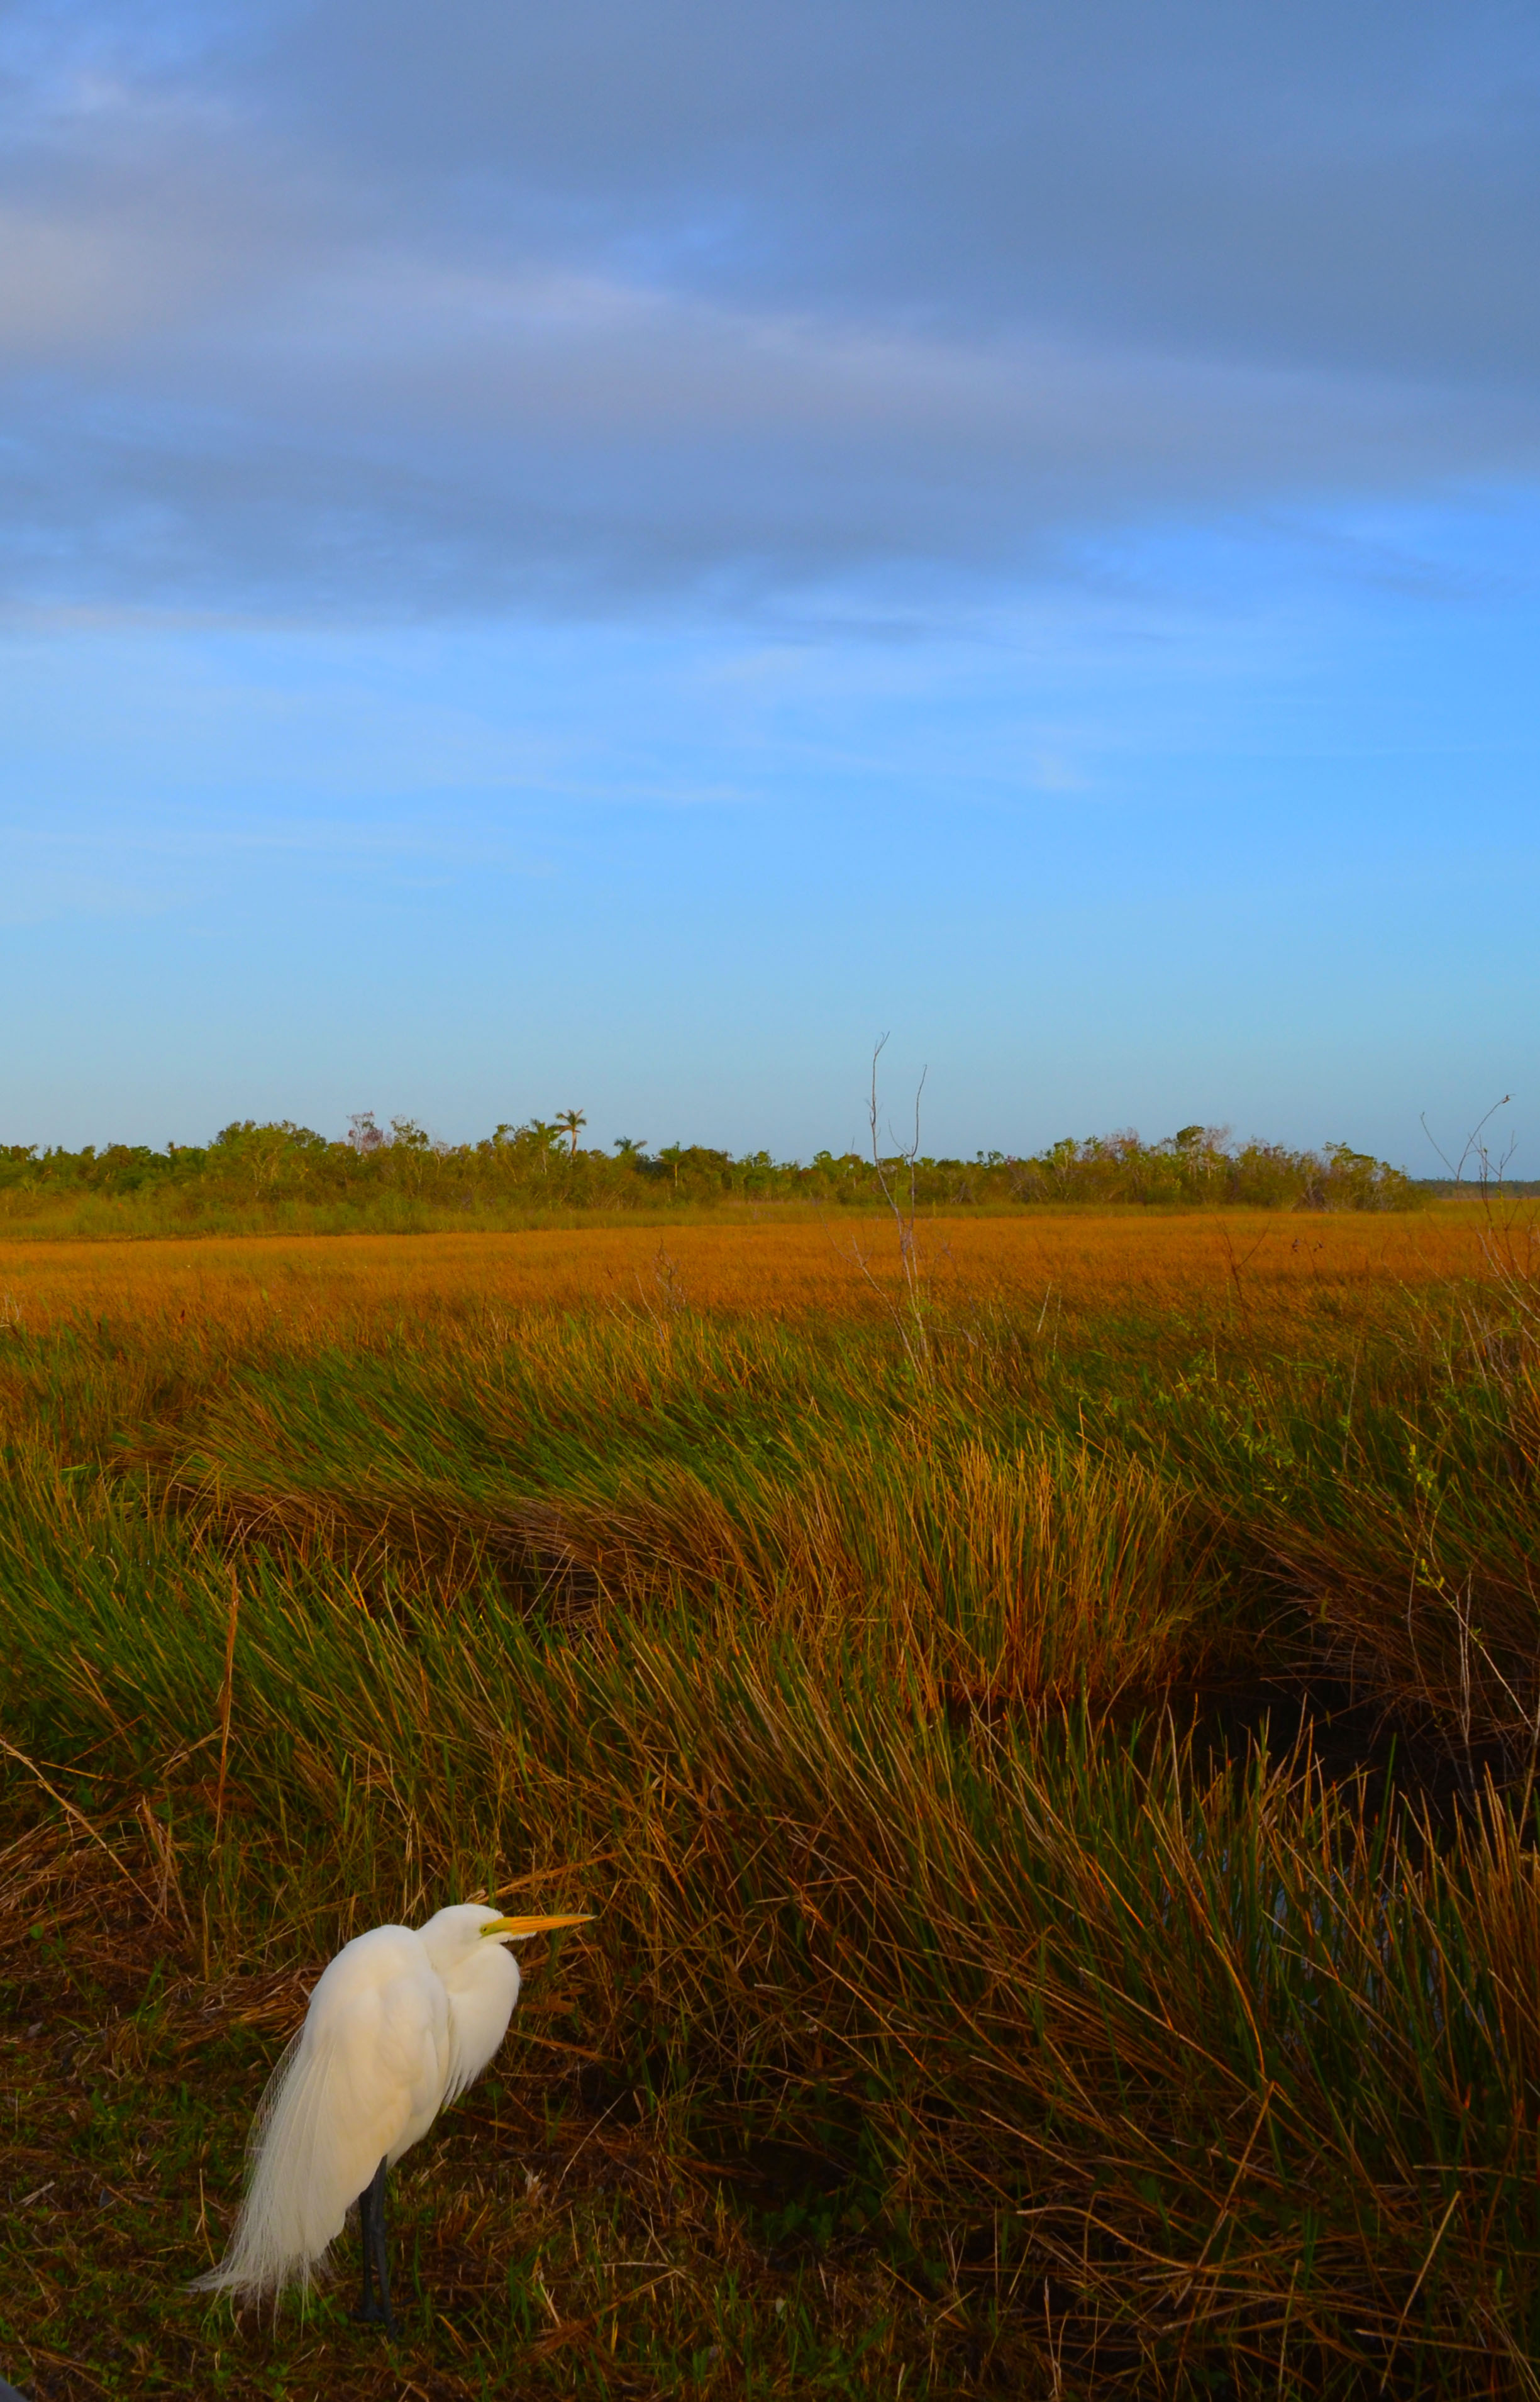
[193,1903,592,2331]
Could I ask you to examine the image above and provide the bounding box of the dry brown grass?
[0,1201,1488,1338]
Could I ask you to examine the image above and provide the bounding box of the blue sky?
[2,3,1537,1166]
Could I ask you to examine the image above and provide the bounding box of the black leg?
[355,2171,377,2321]
[370,2156,395,2334]
[352,2155,396,2333]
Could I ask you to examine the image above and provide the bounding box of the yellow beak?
[482,1911,595,1938]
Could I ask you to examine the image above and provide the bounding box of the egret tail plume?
[191,2024,345,2301]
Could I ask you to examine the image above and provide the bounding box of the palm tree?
[555,1109,587,1159]
[526,1119,562,1177]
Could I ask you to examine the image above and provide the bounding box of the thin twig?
[1171,2081,1277,2308]
[214,1568,240,1845]
[0,1732,158,1910]
[1378,2186,1461,2391]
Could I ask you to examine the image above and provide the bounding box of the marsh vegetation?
[0,1116,1417,1237]
[1,1204,1538,2396]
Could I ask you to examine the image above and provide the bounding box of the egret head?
[417,1901,593,1972]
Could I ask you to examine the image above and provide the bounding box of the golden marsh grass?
[2,1198,1537,2398]
[0,1199,1490,1334]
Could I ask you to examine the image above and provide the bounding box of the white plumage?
[194,1902,590,2321]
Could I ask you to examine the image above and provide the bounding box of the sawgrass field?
[3,1200,1540,2398]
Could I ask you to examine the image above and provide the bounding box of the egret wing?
[192,1925,449,2301]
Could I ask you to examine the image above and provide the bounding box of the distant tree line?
[0,1114,1422,1223]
